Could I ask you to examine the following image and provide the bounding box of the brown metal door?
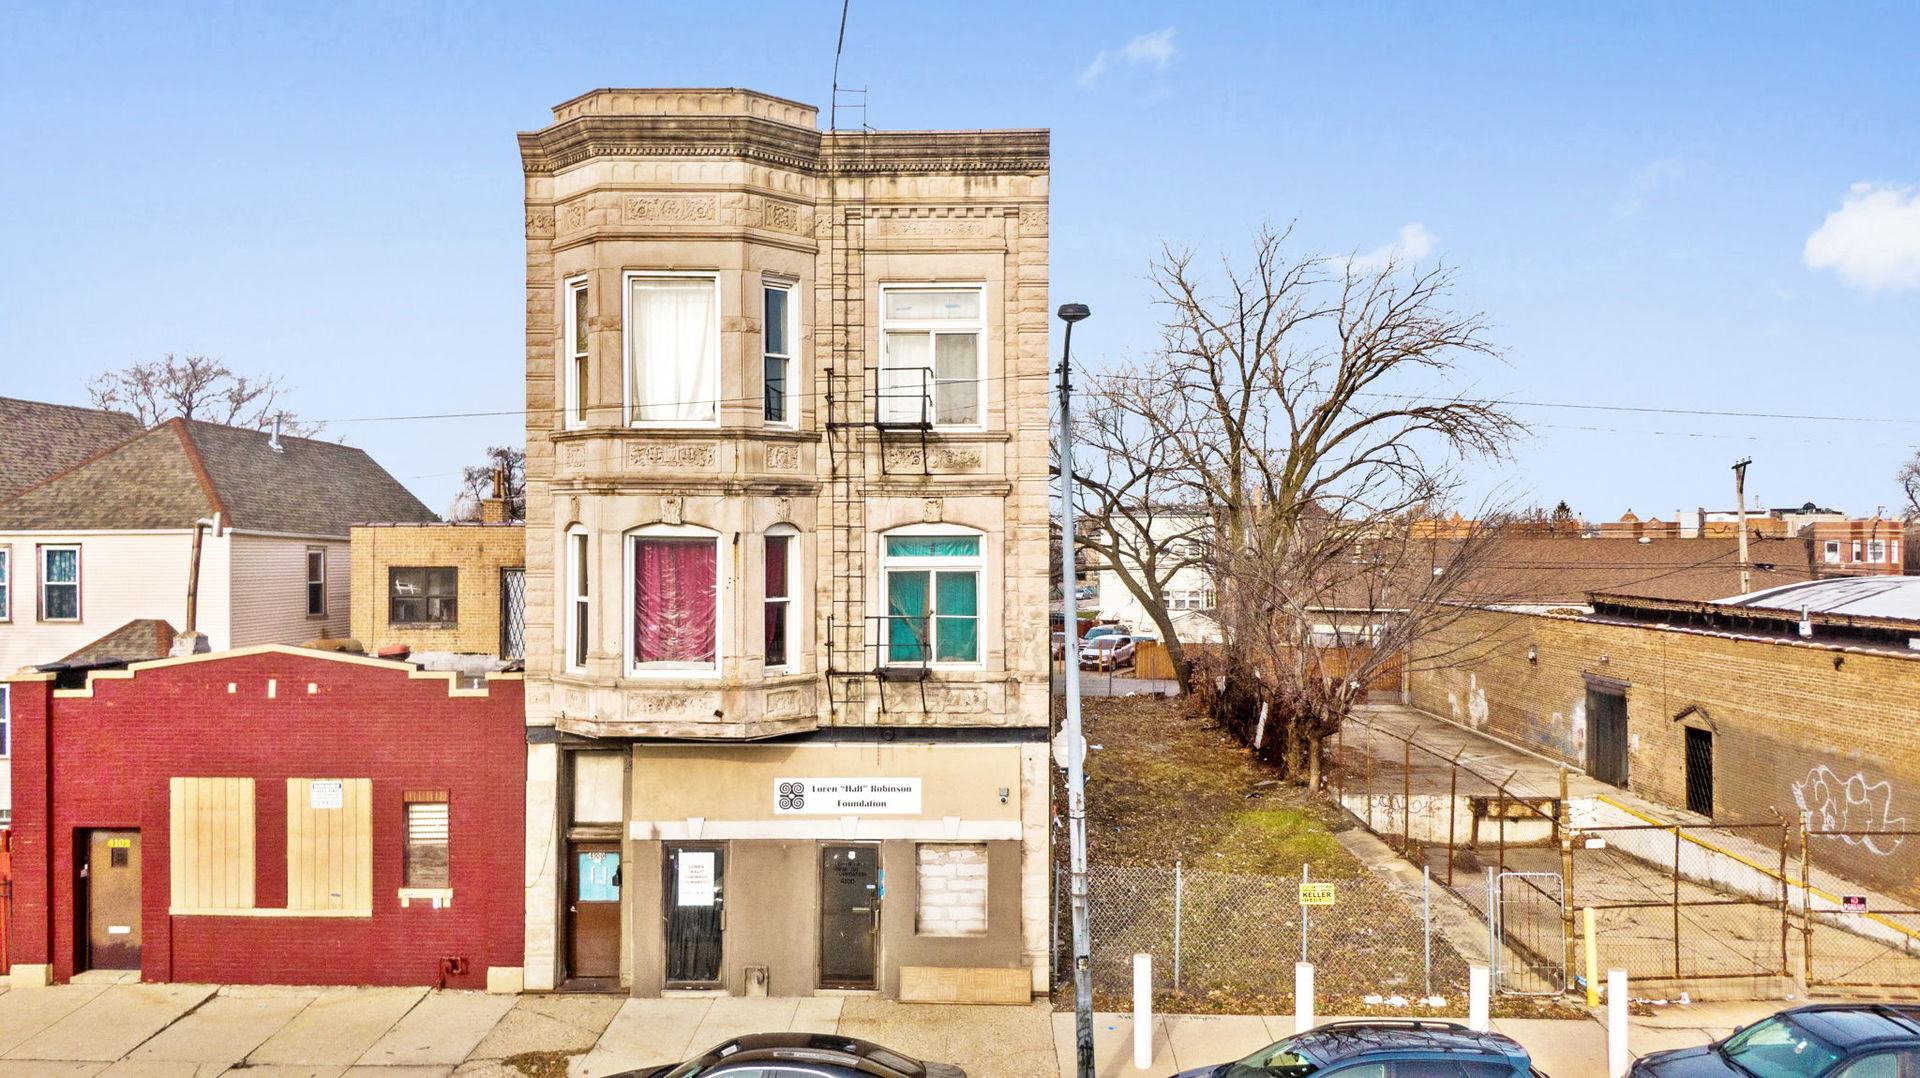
[83,830,141,970]
[819,844,879,989]
[566,842,622,980]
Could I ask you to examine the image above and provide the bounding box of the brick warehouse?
[3,646,524,988]
[1408,591,1920,899]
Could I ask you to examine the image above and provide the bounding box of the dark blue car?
[1629,1004,1920,1078]
[1172,1019,1543,1078]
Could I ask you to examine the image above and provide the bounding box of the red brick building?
[1806,518,1906,575]
[3,646,524,989]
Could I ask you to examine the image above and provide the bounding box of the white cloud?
[1804,182,1920,292]
[1079,28,1179,86]
[1347,223,1439,272]
[1614,156,1688,218]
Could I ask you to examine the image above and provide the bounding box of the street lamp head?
[1057,302,1091,323]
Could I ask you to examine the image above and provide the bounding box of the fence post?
[1468,966,1490,1031]
[1335,722,1344,804]
[1560,778,1576,993]
[1423,865,1433,998]
[1801,811,1815,986]
[1173,860,1184,992]
[1447,753,1460,888]
[1607,968,1629,1078]
[1584,907,1600,1007]
[1365,726,1376,829]
[1051,864,1061,987]
[1133,953,1153,1070]
[1671,825,1683,980]
[1295,961,1316,1033]
[1300,864,1311,965]
[1402,737,1413,855]
[1485,867,1499,991]
[1776,816,1790,985]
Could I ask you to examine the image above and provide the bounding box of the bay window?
[631,528,719,671]
[763,282,793,423]
[565,278,589,428]
[879,288,982,427]
[627,274,719,424]
[764,529,793,668]
[882,530,981,665]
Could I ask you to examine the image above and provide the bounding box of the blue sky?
[3,1,1917,520]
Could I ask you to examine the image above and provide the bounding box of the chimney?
[269,414,285,453]
[478,464,509,523]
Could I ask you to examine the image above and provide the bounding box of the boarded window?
[915,843,989,937]
[286,777,372,911]
[169,777,257,911]
[404,796,450,888]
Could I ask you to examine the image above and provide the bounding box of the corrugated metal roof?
[1722,575,1920,619]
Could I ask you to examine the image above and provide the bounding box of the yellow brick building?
[349,522,526,658]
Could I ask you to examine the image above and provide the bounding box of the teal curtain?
[887,570,930,663]
[933,570,978,661]
[885,535,980,558]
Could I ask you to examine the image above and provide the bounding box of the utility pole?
[1055,301,1093,1078]
[1732,458,1752,594]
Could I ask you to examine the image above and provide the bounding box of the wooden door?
[1585,688,1629,788]
[82,830,141,970]
[663,844,725,986]
[566,842,622,980]
[819,844,879,989]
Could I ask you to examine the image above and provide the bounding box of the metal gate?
[1684,728,1714,818]
[1489,870,1566,994]
[1804,829,1920,996]
[500,568,525,659]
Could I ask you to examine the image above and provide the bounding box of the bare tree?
[89,354,320,435]
[1899,451,1920,571]
[1075,224,1524,777]
[450,446,526,522]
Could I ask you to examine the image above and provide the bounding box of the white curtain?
[629,278,717,422]
[879,331,931,425]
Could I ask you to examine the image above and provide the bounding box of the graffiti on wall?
[1793,765,1906,855]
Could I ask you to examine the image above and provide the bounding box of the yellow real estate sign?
[1298,883,1336,905]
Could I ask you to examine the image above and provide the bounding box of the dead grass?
[503,1050,585,1078]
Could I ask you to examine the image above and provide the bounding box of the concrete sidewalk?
[0,977,1787,1078]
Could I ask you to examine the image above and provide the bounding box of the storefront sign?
[774,777,922,815]
[677,851,716,907]
[310,780,345,809]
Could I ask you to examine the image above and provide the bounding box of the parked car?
[1171,1018,1541,1078]
[1629,1004,1920,1078]
[1082,623,1128,641]
[1080,633,1137,670]
[623,1032,965,1078]
[1076,585,1097,600]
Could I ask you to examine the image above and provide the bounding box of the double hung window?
[763,283,792,423]
[403,794,451,889]
[567,529,591,671]
[390,567,457,624]
[627,274,718,424]
[879,288,981,427]
[882,532,981,665]
[632,530,719,670]
[40,545,79,621]
[306,548,327,616]
[764,531,792,667]
[0,548,9,620]
[565,279,590,428]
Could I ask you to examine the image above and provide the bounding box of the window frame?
[878,283,987,430]
[305,546,328,618]
[388,566,459,626]
[38,543,80,622]
[1824,540,1842,564]
[0,683,10,758]
[0,546,10,622]
[624,523,725,678]
[1868,538,1888,563]
[564,276,590,429]
[762,278,796,426]
[764,525,798,670]
[879,523,985,669]
[566,527,591,672]
[402,793,452,891]
[622,270,722,428]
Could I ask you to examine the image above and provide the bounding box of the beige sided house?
[516,88,1053,1000]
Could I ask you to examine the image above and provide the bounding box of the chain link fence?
[1055,861,1469,1010]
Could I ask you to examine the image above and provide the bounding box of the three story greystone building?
[515,88,1053,1000]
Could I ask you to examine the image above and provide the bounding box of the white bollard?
[1608,968,1629,1078]
[1133,953,1153,1070]
[1468,966,1490,1031]
[1295,961,1316,1033]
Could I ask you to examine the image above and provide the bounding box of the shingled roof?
[0,397,143,499]
[0,417,436,534]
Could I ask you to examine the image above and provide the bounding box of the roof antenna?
[269,413,285,453]
[830,0,850,131]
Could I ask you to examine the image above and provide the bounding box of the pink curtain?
[634,538,717,664]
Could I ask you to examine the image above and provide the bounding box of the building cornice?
[519,118,1049,178]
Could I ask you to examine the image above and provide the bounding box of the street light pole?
[1055,301,1094,1078]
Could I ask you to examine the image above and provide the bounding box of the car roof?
[673,1033,929,1078]
[1783,1005,1920,1048]
[1291,1021,1529,1065]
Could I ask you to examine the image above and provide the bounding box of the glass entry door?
[664,844,725,986]
[819,844,879,989]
